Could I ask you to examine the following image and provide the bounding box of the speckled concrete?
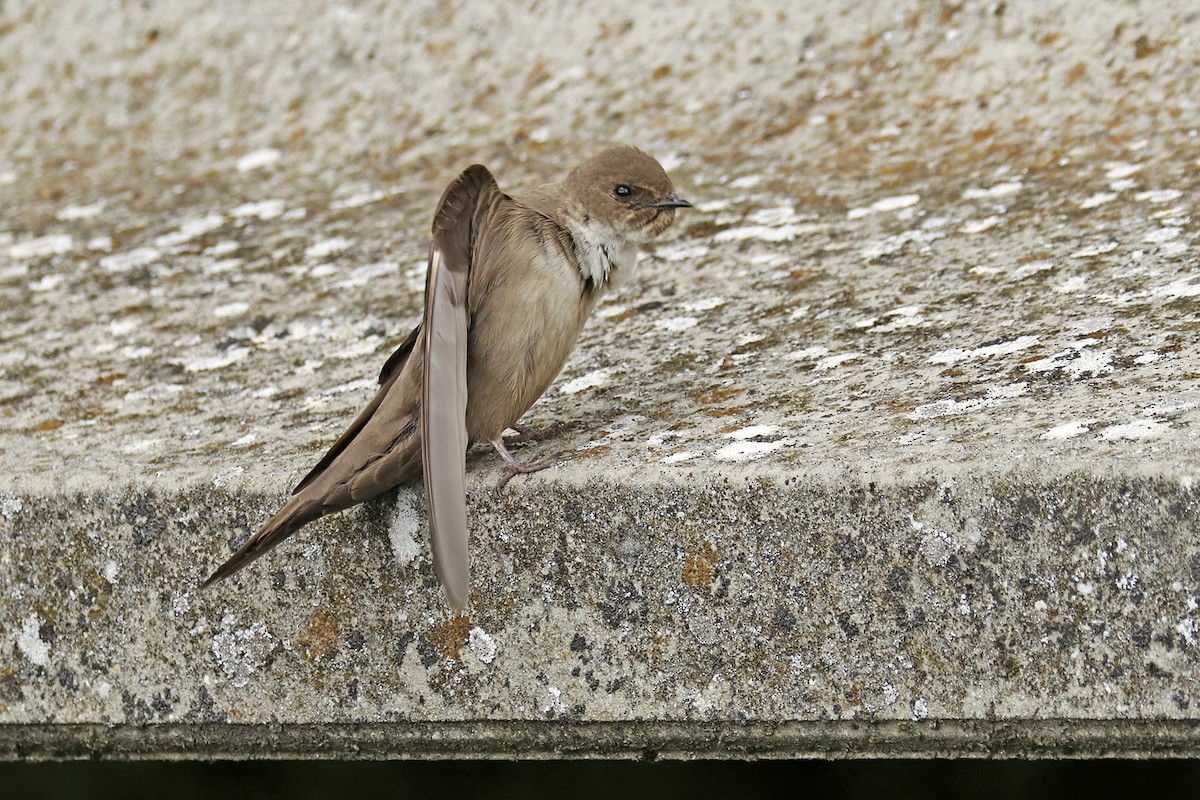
[2,0,1199,759]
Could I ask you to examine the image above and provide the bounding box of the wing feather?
[421,164,498,609]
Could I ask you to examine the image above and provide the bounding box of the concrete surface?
[2,0,1199,759]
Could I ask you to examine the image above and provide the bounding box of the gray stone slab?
[2,0,1199,759]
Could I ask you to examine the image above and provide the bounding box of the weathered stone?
[2,0,1198,759]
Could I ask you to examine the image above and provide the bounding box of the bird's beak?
[649,194,693,209]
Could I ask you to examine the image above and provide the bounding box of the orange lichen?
[430,616,471,660]
[298,610,340,661]
[683,542,719,588]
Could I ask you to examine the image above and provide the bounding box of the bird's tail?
[201,492,326,588]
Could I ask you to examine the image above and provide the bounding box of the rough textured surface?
[2,0,1199,759]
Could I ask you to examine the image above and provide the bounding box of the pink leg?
[490,437,567,491]
[504,420,583,444]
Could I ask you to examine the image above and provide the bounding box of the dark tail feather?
[201,494,325,588]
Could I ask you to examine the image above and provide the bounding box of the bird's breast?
[463,238,597,441]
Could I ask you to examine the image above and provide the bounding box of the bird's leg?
[490,437,568,491]
[504,420,582,444]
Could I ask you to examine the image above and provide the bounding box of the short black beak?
[650,194,693,209]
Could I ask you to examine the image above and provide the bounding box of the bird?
[202,144,691,608]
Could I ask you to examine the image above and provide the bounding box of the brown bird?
[202,145,691,607]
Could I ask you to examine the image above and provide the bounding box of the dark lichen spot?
[600,581,648,627]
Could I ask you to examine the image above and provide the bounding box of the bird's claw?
[495,450,568,491]
[504,420,583,445]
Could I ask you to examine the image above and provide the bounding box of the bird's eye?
[613,184,633,199]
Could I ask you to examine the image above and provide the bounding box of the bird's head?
[565,145,691,243]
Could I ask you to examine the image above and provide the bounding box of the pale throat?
[572,219,640,290]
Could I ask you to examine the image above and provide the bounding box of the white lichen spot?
[211,465,245,488]
[104,560,119,583]
[1011,260,1054,280]
[1024,348,1113,380]
[714,426,790,461]
[213,301,251,318]
[681,297,726,312]
[1039,419,1096,440]
[230,432,257,448]
[308,263,338,279]
[911,697,929,721]
[787,345,830,361]
[1071,241,1119,258]
[331,188,395,209]
[56,202,104,221]
[1135,189,1183,203]
[964,182,1023,199]
[654,316,698,332]
[305,237,353,259]
[909,383,1027,420]
[559,367,614,394]
[211,616,276,688]
[230,199,286,220]
[1053,275,1088,293]
[16,614,51,668]
[170,593,191,619]
[0,495,23,519]
[332,338,383,360]
[1144,227,1181,244]
[29,274,63,293]
[1100,418,1169,441]
[1077,581,1094,596]
[913,517,962,567]
[236,148,281,172]
[8,234,73,260]
[713,223,804,243]
[725,425,774,440]
[647,430,681,446]
[729,174,762,189]
[655,243,710,262]
[1079,192,1117,209]
[468,627,498,664]
[543,686,567,715]
[1150,278,1200,300]
[338,261,400,288]
[388,492,423,566]
[100,247,161,273]
[1103,162,1141,180]
[183,348,249,372]
[929,335,1039,365]
[153,214,225,248]
[815,352,862,370]
[848,193,921,219]
[960,216,1002,234]
[714,440,787,461]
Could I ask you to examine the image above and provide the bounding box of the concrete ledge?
[3,469,1199,758]
[6,720,1200,761]
[3,0,1200,760]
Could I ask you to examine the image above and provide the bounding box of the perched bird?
[203,145,691,607]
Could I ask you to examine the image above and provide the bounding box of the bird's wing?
[422,164,501,609]
[290,324,420,496]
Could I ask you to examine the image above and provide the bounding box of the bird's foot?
[490,437,570,491]
[504,420,582,444]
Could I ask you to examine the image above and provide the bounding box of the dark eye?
[613,184,632,199]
